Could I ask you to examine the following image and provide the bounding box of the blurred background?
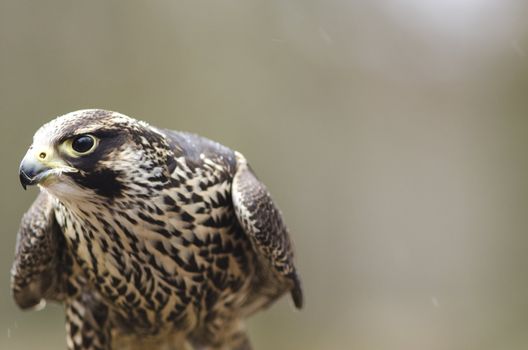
[1,0,528,349]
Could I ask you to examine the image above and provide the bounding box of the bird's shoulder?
[156,128,238,176]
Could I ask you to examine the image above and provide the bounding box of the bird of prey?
[12,109,302,350]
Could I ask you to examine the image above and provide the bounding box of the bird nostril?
[39,152,46,160]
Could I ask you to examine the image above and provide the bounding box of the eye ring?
[71,135,98,155]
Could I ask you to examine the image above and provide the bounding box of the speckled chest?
[54,159,257,333]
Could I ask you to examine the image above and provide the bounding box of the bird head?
[19,109,173,201]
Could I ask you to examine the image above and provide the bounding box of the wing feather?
[11,191,65,309]
[231,153,303,308]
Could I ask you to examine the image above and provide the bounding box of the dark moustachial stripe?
[74,169,125,199]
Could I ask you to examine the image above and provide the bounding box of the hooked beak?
[19,147,77,190]
[19,161,47,190]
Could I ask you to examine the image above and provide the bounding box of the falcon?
[12,109,302,350]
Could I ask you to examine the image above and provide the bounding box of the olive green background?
[1,1,528,349]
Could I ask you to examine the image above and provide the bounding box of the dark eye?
[72,135,96,154]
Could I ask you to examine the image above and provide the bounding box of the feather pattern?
[12,109,302,350]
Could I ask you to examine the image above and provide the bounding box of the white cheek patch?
[41,177,95,202]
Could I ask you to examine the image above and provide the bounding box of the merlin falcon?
[12,109,303,350]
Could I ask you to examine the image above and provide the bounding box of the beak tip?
[19,169,31,190]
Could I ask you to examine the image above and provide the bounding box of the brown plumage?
[12,109,302,350]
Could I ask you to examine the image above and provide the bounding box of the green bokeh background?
[1,1,528,349]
